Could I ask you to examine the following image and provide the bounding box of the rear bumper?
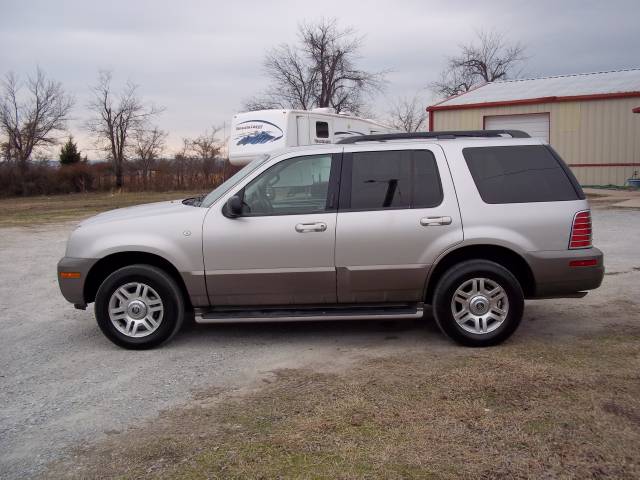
[526,247,604,298]
[57,257,98,307]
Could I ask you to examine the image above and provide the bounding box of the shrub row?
[0,159,241,197]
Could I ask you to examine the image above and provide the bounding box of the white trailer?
[228,108,394,166]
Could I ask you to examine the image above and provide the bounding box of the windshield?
[200,155,271,208]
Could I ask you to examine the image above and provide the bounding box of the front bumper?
[526,247,604,298]
[57,257,98,308]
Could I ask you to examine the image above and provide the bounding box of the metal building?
[427,69,640,186]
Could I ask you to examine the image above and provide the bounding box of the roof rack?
[336,129,530,144]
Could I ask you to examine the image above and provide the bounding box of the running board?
[195,304,424,324]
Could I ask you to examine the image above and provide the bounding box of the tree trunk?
[114,160,123,189]
[17,154,29,195]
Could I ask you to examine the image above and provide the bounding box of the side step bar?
[195,304,424,324]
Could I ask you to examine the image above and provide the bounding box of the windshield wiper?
[182,194,206,207]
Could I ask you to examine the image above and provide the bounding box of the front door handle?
[420,216,452,226]
[295,222,327,233]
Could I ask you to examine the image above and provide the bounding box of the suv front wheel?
[95,264,185,349]
[432,260,524,347]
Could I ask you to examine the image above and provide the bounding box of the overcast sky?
[1,0,639,157]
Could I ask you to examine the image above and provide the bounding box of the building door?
[296,115,309,146]
[485,113,550,142]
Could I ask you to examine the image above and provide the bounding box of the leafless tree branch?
[430,29,527,99]
[0,68,74,174]
[86,70,164,188]
[387,94,428,132]
[244,18,386,114]
[181,127,224,185]
[131,126,166,188]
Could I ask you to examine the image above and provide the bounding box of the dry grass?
[48,328,640,479]
[0,191,204,227]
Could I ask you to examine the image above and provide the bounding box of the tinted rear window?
[463,145,580,204]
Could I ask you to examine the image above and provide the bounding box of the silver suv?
[57,130,604,349]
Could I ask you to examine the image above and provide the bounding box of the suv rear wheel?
[432,260,524,347]
[95,264,185,349]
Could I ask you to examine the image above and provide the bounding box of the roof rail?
[336,129,530,144]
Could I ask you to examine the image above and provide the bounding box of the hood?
[79,200,197,227]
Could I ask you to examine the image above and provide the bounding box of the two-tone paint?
[59,138,603,312]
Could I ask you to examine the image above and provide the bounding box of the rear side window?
[463,145,581,204]
[346,150,442,210]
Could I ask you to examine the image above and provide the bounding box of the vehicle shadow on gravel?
[175,316,443,346]
[166,289,634,352]
[168,309,551,352]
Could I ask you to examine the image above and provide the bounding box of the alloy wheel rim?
[450,277,509,335]
[108,282,164,338]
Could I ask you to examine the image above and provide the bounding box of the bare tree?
[258,45,315,111]
[242,96,284,112]
[431,30,526,99]
[430,66,477,99]
[190,128,222,161]
[188,127,223,184]
[245,18,385,114]
[132,127,166,188]
[388,95,428,132]
[0,68,73,175]
[172,138,194,190]
[86,71,163,189]
[1,141,14,162]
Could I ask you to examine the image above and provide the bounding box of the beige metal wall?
[432,97,640,185]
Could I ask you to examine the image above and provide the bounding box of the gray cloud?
[1,0,638,156]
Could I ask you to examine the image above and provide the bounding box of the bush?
[57,163,94,193]
[0,157,238,197]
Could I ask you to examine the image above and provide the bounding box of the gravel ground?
[0,206,638,478]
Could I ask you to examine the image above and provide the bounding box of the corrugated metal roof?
[434,69,640,107]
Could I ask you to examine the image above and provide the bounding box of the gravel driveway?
[0,207,638,478]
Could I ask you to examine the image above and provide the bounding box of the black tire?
[432,260,524,347]
[94,264,185,349]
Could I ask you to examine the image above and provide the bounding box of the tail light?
[569,210,592,249]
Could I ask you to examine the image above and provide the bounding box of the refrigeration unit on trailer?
[229,108,394,166]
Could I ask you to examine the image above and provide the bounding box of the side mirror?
[225,195,243,218]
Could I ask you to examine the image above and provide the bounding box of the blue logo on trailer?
[235,120,284,145]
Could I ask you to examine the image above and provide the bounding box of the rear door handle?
[420,216,452,226]
[295,222,327,233]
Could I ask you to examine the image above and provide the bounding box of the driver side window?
[241,154,333,216]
